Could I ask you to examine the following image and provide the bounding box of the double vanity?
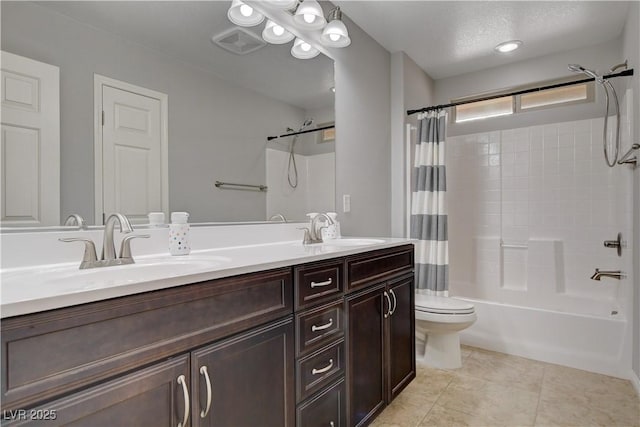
[1,224,415,427]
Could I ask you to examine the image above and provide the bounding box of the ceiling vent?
[211,27,266,55]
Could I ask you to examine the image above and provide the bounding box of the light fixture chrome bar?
[215,181,267,192]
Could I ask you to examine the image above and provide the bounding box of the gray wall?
[390,52,435,237]
[621,0,640,382]
[330,14,392,236]
[1,1,307,223]
[435,38,623,137]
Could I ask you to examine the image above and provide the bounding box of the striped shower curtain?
[410,110,448,295]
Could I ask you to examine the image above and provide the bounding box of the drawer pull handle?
[330,422,335,427]
[311,318,333,332]
[312,359,334,375]
[389,289,397,316]
[383,291,391,318]
[310,278,333,288]
[199,366,212,419]
[177,374,190,427]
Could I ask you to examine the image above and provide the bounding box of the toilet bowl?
[415,294,476,369]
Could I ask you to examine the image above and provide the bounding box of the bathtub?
[457,297,630,379]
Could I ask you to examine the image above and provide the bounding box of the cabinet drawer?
[296,301,344,356]
[297,340,344,403]
[296,379,346,427]
[346,245,414,292]
[295,260,344,310]
[1,268,293,410]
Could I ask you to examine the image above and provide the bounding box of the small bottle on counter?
[169,212,190,255]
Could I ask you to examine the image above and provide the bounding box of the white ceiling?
[333,1,631,79]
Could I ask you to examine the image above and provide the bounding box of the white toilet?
[415,294,476,369]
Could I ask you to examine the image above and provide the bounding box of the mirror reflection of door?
[95,75,168,225]
[1,51,60,227]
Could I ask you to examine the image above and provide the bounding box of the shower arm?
[618,143,640,165]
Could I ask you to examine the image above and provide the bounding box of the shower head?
[568,64,601,81]
[301,119,313,129]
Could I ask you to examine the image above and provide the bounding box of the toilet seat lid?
[415,295,475,314]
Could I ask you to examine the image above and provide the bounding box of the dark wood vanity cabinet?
[1,244,414,427]
[191,319,295,427]
[345,248,416,427]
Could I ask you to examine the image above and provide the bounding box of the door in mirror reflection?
[1,51,60,227]
[96,76,168,225]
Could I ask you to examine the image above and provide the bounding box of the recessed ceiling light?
[494,40,522,53]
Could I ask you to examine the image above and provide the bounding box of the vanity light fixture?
[320,7,351,48]
[227,0,265,27]
[293,0,327,30]
[291,38,320,59]
[494,40,522,53]
[262,19,295,44]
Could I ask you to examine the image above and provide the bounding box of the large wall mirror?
[1,1,335,228]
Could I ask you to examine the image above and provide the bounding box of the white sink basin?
[321,238,386,247]
[2,254,232,295]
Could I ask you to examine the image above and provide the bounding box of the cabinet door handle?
[311,318,333,332]
[199,366,212,419]
[383,291,391,318]
[177,374,190,427]
[312,359,334,375]
[310,278,333,288]
[389,289,397,316]
[330,422,335,427]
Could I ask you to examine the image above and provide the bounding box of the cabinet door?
[386,275,416,402]
[9,355,190,427]
[346,284,386,427]
[192,318,295,427]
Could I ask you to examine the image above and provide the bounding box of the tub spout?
[590,268,625,281]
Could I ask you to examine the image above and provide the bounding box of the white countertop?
[1,238,413,318]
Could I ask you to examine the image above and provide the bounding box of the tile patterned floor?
[371,346,640,427]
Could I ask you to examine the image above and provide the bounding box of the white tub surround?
[0,223,411,318]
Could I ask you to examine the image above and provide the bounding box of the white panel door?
[100,84,165,224]
[1,51,60,226]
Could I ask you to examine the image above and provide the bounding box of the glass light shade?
[293,0,326,30]
[264,0,298,9]
[321,19,351,47]
[262,20,295,44]
[291,38,320,59]
[227,0,265,27]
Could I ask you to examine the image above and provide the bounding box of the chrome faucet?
[590,269,626,281]
[102,213,134,261]
[268,213,287,222]
[299,213,334,244]
[63,213,87,229]
[59,213,149,269]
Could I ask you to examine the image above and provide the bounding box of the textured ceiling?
[333,1,630,79]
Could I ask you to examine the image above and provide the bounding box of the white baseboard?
[630,369,640,397]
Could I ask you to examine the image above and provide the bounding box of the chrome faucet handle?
[297,227,313,245]
[119,234,150,260]
[59,238,98,269]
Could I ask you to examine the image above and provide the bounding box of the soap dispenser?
[323,212,341,240]
[169,212,190,255]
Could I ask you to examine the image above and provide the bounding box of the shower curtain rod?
[406,68,634,116]
[267,124,335,141]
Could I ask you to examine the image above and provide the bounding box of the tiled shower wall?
[447,98,634,315]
